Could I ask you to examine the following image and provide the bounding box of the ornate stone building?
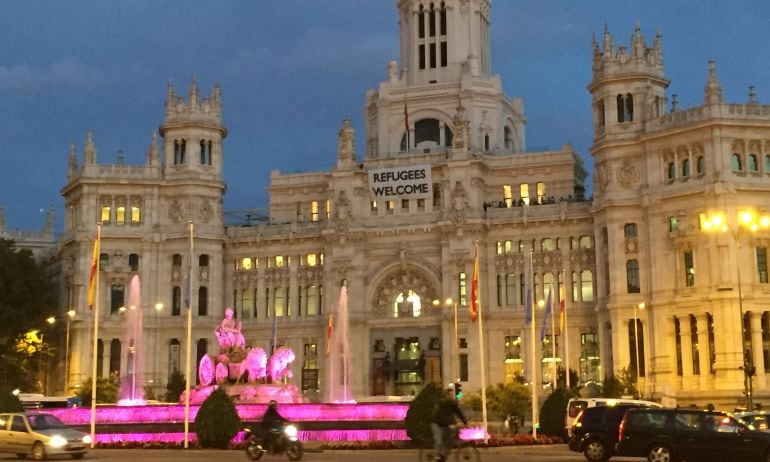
[58,1,770,409]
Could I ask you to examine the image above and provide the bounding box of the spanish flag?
[325,311,333,356]
[470,247,479,322]
[87,227,100,310]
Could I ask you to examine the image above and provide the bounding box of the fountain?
[117,275,145,406]
[325,281,353,403]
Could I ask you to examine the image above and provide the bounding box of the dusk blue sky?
[2,1,768,231]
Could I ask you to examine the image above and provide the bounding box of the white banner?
[368,165,432,201]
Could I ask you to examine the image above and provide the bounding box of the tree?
[0,239,58,392]
[556,367,581,393]
[464,381,530,422]
[75,377,118,406]
[194,387,240,448]
[539,387,575,437]
[405,382,443,446]
[165,371,186,403]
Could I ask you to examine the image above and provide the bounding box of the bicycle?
[417,425,480,462]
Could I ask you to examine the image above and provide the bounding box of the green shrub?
[194,387,240,448]
[405,382,444,446]
[164,371,186,403]
[75,377,118,406]
[538,387,574,437]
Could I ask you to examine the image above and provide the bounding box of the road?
[0,445,646,461]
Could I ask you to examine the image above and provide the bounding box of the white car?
[0,412,90,460]
[736,411,770,432]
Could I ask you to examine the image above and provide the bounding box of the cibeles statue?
[215,307,246,353]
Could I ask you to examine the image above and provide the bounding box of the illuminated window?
[325,200,331,220]
[580,270,594,302]
[116,206,126,225]
[275,256,285,268]
[241,257,252,270]
[274,287,286,317]
[496,241,503,255]
[393,290,422,317]
[386,200,395,214]
[579,236,593,249]
[503,185,513,207]
[519,184,530,205]
[101,206,111,223]
[626,260,640,293]
[459,272,467,306]
[307,253,318,267]
[541,238,555,251]
[536,182,545,204]
[684,250,695,287]
[306,285,319,316]
[504,240,512,253]
[311,201,320,222]
[131,206,141,223]
[371,201,378,212]
[758,247,768,284]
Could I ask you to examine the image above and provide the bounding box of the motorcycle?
[243,423,303,461]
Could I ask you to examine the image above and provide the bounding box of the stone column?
[697,314,712,391]
[679,315,694,391]
[750,312,766,389]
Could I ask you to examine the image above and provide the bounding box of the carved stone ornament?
[617,160,639,188]
[372,267,437,318]
[198,201,214,223]
[168,199,183,223]
[459,0,470,15]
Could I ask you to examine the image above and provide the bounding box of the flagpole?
[184,221,193,448]
[89,223,101,448]
[473,241,489,444]
[528,247,538,439]
[562,278,571,389]
[551,290,557,391]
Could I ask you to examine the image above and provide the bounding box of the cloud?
[0,58,105,94]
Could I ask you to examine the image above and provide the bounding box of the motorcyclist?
[260,400,288,453]
[430,387,468,462]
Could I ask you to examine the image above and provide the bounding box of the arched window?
[401,118,452,151]
[109,339,121,376]
[128,253,139,272]
[617,94,634,122]
[110,284,124,315]
[196,339,208,384]
[765,155,770,173]
[597,100,606,128]
[541,238,555,251]
[504,126,513,150]
[484,134,490,151]
[580,270,594,302]
[172,254,182,267]
[199,140,212,165]
[172,286,181,316]
[174,140,186,165]
[682,158,690,177]
[169,339,181,376]
[579,236,593,249]
[624,223,638,237]
[199,254,209,267]
[626,259,640,293]
[697,156,705,174]
[393,290,422,318]
[748,154,759,172]
[732,153,743,172]
[667,162,676,180]
[198,286,208,316]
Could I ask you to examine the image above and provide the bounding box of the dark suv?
[617,408,770,462]
[569,404,650,461]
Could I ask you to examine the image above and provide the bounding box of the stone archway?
[370,264,440,319]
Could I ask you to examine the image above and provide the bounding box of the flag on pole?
[558,286,566,335]
[540,288,553,341]
[325,311,333,356]
[525,288,532,325]
[470,247,479,322]
[87,227,100,310]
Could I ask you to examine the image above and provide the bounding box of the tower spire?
[68,141,78,176]
[165,79,177,117]
[146,132,160,166]
[703,61,723,105]
[84,129,96,164]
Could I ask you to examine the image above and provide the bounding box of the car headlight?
[49,435,67,448]
[82,435,92,445]
[284,424,298,440]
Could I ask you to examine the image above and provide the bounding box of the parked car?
[617,408,770,462]
[565,397,661,438]
[0,412,90,460]
[568,402,656,461]
[737,411,770,432]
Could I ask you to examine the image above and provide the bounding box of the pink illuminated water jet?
[118,275,146,406]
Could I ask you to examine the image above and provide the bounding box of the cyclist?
[430,387,468,462]
[260,400,288,453]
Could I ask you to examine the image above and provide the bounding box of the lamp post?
[64,310,76,393]
[433,297,459,381]
[703,209,770,412]
[634,303,645,391]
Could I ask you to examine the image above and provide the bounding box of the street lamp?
[703,209,770,412]
[432,297,459,381]
[634,303,645,387]
[64,310,76,393]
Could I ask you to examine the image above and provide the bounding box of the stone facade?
[57,1,770,409]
